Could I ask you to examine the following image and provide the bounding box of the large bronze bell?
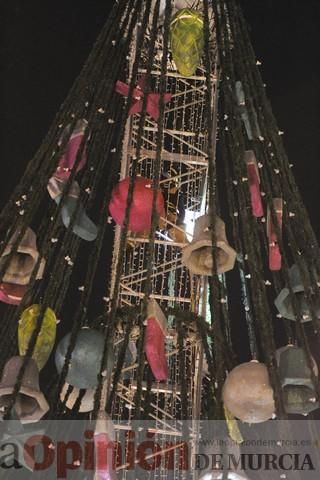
[0,228,45,285]
[55,328,114,389]
[222,361,275,423]
[275,264,320,322]
[182,215,236,276]
[276,345,319,415]
[0,356,49,424]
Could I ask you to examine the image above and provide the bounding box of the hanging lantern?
[0,228,45,286]
[0,356,49,424]
[18,305,57,371]
[55,328,114,389]
[47,176,98,242]
[144,299,168,381]
[275,264,320,322]
[182,215,236,276]
[276,345,319,415]
[222,361,275,423]
[0,283,27,306]
[55,119,88,179]
[170,8,204,77]
[109,176,165,232]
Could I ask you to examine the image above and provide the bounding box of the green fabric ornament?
[18,305,57,370]
[170,8,204,77]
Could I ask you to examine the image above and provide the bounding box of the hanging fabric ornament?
[0,227,45,286]
[55,119,88,179]
[47,176,98,241]
[274,263,320,322]
[109,176,165,232]
[18,305,57,371]
[276,345,319,415]
[222,361,275,423]
[94,411,116,480]
[0,283,28,306]
[267,198,283,271]
[244,150,264,218]
[235,81,261,140]
[170,8,204,77]
[0,356,49,424]
[55,328,114,389]
[181,214,237,275]
[144,299,168,381]
[115,77,172,121]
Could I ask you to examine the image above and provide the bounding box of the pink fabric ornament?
[0,283,27,305]
[115,77,172,121]
[144,299,168,381]
[267,198,283,271]
[244,150,264,218]
[94,412,116,480]
[109,176,165,232]
[55,119,88,179]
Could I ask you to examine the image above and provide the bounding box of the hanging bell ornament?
[0,356,49,424]
[60,383,102,413]
[0,228,45,285]
[55,328,114,389]
[109,176,165,233]
[276,345,319,415]
[275,264,320,322]
[170,8,204,77]
[222,361,275,423]
[18,305,57,371]
[181,215,236,276]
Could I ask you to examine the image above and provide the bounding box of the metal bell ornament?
[55,328,114,389]
[170,8,204,77]
[222,361,275,423]
[0,356,49,424]
[182,215,236,276]
[275,264,320,322]
[0,227,45,285]
[276,345,319,415]
[109,176,165,232]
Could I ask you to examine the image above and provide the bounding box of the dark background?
[1,0,319,236]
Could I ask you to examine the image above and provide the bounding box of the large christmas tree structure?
[0,1,320,478]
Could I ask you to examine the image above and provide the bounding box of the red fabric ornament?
[244,150,264,218]
[115,77,172,121]
[267,198,283,271]
[109,177,165,232]
[55,119,88,179]
[94,413,116,480]
[144,299,168,381]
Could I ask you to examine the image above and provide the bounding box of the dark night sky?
[1,0,320,233]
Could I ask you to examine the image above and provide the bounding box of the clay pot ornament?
[276,345,319,415]
[182,215,236,276]
[0,356,49,424]
[275,263,320,322]
[0,283,28,306]
[109,176,165,232]
[55,328,114,389]
[0,228,45,287]
[222,361,275,423]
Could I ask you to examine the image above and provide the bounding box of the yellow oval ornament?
[18,304,57,370]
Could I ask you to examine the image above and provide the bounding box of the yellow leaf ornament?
[18,305,57,370]
[170,8,204,77]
